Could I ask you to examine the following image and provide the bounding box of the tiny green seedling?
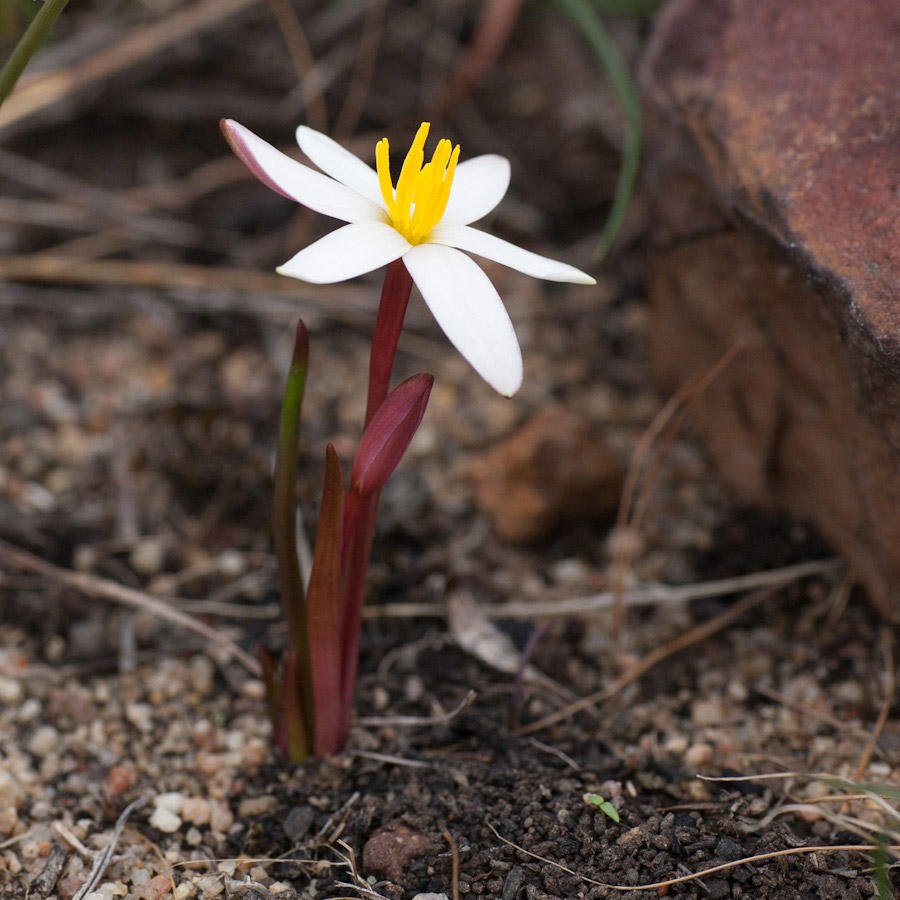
[584,793,621,823]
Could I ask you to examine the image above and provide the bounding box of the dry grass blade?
[609,340,744,637]
[356,689,476,727]
[72,797,148,900]
[0,254,375,326]
[440,824,460,900]
[0,0,261,136]
[0,540,260,675]
[360,558,841,620]
[265,0,328,132]
[488,821,895,892]
[438,0,525,114]
[333,0,387,138]
[514,586,777,737]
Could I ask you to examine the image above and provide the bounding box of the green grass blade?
[0,0,69,109]
[556,0,641,260]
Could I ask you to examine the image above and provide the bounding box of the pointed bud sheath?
[350,374,433,497]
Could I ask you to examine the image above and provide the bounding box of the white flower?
[222,120,595,396]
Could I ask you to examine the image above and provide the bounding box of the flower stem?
[365,259,413,426]
[0,0,69,110]
[337,260,413,742]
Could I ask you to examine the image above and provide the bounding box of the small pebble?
[182,798,211,826]
[209,802,233,834]
[27,725,59,757]
[196,874,224,896]
[685,743,715,767]
[149,807,181,834]
[137,874,172,900]
[130,538,166,575]
[241,679,266,701]
[238,796,276,817]
[104,764,136,799]
[0,676,23,704]
[691,699,724,727]
[154,792,184,814]
[126,703,154,733]
[0,806,18,837]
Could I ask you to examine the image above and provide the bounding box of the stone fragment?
[464,407,623,543]
[0,675,22,704]
[181,797,211,826]
[641,0,900,613]
[237,795,276,817]
[103,762,136,799]
[148,807,181,834]
[27,725,59,757]
[209,801,233,834]
[362,824,435,883]
[136,874,173,900]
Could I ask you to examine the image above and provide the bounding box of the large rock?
[640,0,900,614]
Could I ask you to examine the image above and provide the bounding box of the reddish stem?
[365,259,413,427]
[337,259,414,743]
[337,487,377,744]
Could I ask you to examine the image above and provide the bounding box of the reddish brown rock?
[362,824,435,883]
[641,0,900,614]
[464,407,623,544]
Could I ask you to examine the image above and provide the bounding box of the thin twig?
[72,797,148,900]
[0,0,260,135]
[514,586,778,737]
[361,558,841,620]
[488,822,896,892]
[52,823,92,858]
[440,825,460,900]
[351,750,431,769]
[333,0,387,138]
[265,0,328,132]
[437,0,524,115]
[609,340,744,636]
[356,689,476,727]
[0,539,260,675]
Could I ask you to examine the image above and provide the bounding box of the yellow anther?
[394,122,429,230]
[430,143,460,228]
[374,123,460,244]
[375,138,395,215]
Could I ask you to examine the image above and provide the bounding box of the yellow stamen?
[375,138,395,215]
[373,122,461,244]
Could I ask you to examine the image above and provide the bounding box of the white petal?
[429,223,596,284]
[222,119,382,223]
[442,155,510,225]
[296,125,385,209]
[403,244,523,396]
[277,221,410,284]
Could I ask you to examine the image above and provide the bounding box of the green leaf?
[273,322,310,658]
[585,793,621,822]
[556,0,641,260]
[0,0,69,109]
[873,833,892,900]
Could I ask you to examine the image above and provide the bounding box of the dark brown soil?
[0,2,897,898]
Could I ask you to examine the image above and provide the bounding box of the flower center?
[376,122,460,245]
